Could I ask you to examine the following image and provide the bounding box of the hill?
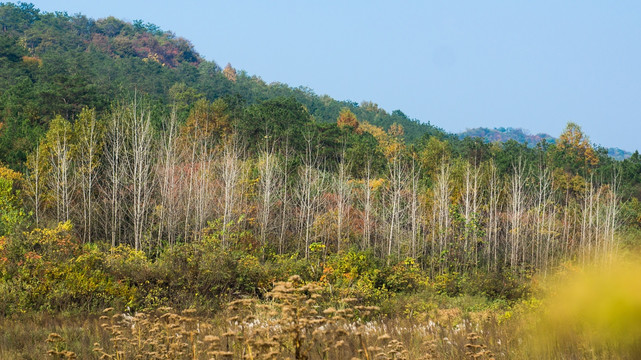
[0,2,445,168]
[459,127,632,160]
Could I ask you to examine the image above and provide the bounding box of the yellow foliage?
[142,52,163,65]
[529,255,641,358]
[20,221,77,264]
[360,121,405,159]
[369,177,387,191]
[359,120,387,141]
[180,98,230,143]
[21,55,42,67]
[419,137,451,177]
[556,122,599,169]
[0,165,23,185]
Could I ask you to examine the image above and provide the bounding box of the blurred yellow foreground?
[530,254,641,359]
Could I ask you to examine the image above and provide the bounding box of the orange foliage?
[337,108,362,134]
[223,63,237,82]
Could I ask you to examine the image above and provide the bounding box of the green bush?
[465,269,531,301]
[0,226,135,314]
[434,272,464,296]
[319,251,429,304]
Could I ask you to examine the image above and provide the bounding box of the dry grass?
[0,313,109,359]
[6,261,641,359]
[84,276,511,359]
[0,277,515,359]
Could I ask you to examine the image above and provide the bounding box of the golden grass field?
[2,254,641,359]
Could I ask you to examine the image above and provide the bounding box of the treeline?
[2,94,638,280]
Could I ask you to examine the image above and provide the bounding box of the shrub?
[434,272,464,297]
[380,257,425,293]
[466,269,531,301]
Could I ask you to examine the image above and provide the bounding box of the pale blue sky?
[18,1,641,151]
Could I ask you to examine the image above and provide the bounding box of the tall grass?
[3,254,641,359]
[0,314,108,359]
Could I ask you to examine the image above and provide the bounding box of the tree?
[0,166,25,236]
[123,101,155,251]
[257,142,280,250]
[555,122,599,173]
[220,139,241,249]
[461,161,480,268]
[337,108,361,133]
[74,107,103,243]
[168,82,204,120]
[181,98,230,144]
[104,106,126,248]
[156,109,181,246]
[24,144,45,226]
[508,157,527,269]
[223,63,237,82]
[431,159,451,274]
[241,97,311,153]
[44,115,73,223]
[334,148,352,252]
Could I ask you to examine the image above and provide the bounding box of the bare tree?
[278,140,291,254]
[386,154,403,257]
[74,108,103,243]
[156,110,181,246]
[220,139,241,249]
[124,101,155,251]
[25,144,45,227]
[104,107,126,248]
[408,157,421,259]
[335,149,352,252]
[258,141,280,250]
[508,157,527,269]
[461,161,480,268]
[533,164,553,269]
[297,130,326,258]
[46,116,74,223]
[193,140,215,242]
[603,168,620,262]
[363,157,373,250]
[182,130,198,242]
[484,159,501,271]
[431,159,451,274]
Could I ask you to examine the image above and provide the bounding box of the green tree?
[240,97,311,153]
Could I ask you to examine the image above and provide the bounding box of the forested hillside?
[0,2,441,170]
[1,4,641,358]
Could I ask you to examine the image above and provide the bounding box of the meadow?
[3,251,641,359]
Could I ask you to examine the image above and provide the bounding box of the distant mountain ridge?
[459,127,632,160]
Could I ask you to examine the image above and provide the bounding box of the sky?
[18,1,641,151]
